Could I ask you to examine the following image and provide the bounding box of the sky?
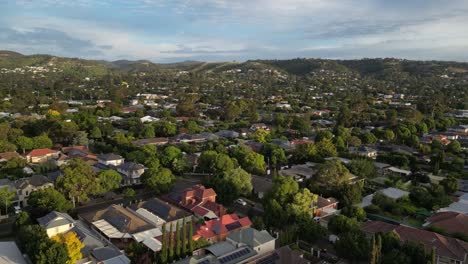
[1,0,468,62]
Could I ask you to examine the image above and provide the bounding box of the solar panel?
[105,212,130,232]
[199,260,210,264]
[218,248,252,264]
[225,221,242,231]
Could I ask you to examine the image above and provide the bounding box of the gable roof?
[0,152,21,160]
[132,198,189,222]
[15,175,52,189]
[98,153,124,161]
[362,221,468,261]
[37,211,75,229]
[87,205,154,234]
[26,148,59,157]
[196,214,252,239]
[227,227,275,248]
[426,212,468,236]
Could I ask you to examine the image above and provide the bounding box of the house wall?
[46,223,74,238]
[99,159,124,166]
[17,183,54,207]
[30,153,59,163]
[255,239,276,256]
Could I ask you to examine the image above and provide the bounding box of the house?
[424,212,468,236]
[280,162,319,182]
[439,193,468,215]
[250,123,270,131]
[130,198,192,230]
[37,211,76,237]
[194,214,252,242]
[117,162,146,185]
[251,175,274,199]
[15,175,54,206]
[140,115,160,123]
[80,205,162,252]
[350,146,378,158]
[226,227,276,256]
[97,153,124,166]
[0,241,27,264]
[215,130,239,139]
[312,196,338,219]
[252,245,311,264]
[89,247,131,264]
[378,187,410,200]
[25,148,60,163]
[362,221,468,264]
[61,146,98,165]
[163,184,226,219]
[176,228,275,264]
[384,166,412,177]
[38,211,130,262]
[0,152,21,162]
[132,137,169,147]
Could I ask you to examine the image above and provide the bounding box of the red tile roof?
[26,148,59,157]
[426,212,468,236]
[196,214,252,240]
[0,152,21,160]
[362,221,468,261]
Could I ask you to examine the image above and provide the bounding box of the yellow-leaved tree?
[52,232,84,264]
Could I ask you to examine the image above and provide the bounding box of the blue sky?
[1,0,468,62]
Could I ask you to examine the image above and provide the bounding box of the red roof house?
[194,213,252,242]
[163,184,226,219]
[425,212,468,236]
[362,221,468,264]
[25,149,60,163]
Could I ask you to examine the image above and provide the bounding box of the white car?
[235,199,247,206]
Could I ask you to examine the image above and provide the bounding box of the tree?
[370,235,377,264]
[97,170,122,193]
[342,206,366,221]
[0,186,15,215]
[223,168,253,197]
[335,230,369,261]
[315,130,333,142]
[348,159,376,178]
[252,128,269,143]
[72,131,89,146]
[33,134,53,149]
[440,176,459,194]
[288,188,317,218]
[188,221,194,254]
[182,217,187,257]
[361,132,378,144]
[169,223,174,262]
[161,146,182,167]
[28,188,72,212]
[264,199,289,228]
[447,140,461,153]
[268,175,299,205]
[56,158,99,207]
[292,142,317,162]
[175,220,181,258]
[160,223,168,263]
[89,126,102,139]
[52,232,85,264]
[122,188,136,198]
[316,138,337,158]
[212,154,235,174]
[141,167,175,194]
[141,125,155,138]
[198,150,218,173]
[328,215,360,235]
[15,135,33,154]
[242,151,266,175]
[315,159,350,189]
[159,223,167,263]
[18,225,69,264]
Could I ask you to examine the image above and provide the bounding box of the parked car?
[235,198,247,206]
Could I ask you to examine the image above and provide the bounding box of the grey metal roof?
[91,247,130,264]
[205,241,237,257]
[227,228,275,248]
[37,211,75,229]
[118,162,145,172]
[98,153,124,161]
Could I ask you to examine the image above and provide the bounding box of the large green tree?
[28,188,72,212]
